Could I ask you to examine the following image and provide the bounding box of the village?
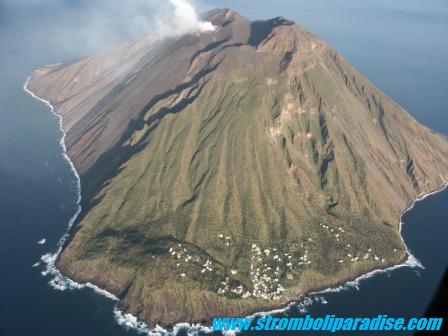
[318,222,388,264]
[168,221,392,300]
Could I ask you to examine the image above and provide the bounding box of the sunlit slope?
[29,9,448,326]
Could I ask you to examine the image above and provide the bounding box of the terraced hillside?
[28,9,448,326]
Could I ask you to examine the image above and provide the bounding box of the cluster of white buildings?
[170,229,390,300]
[216,243,293,300]
[248,244,292,300]
[320,223,388,264]
[169,245,194,268]
[319,222,345,242]
[169,245,196,278]
[169,244,212,279]
[218,234,232,246]
[202,259,213,273]
[217,276,252,298]
[297,249,311,266]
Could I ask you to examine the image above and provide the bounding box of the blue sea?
[0,1,447,335]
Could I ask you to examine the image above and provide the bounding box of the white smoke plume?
[157,0,216,37]
[7,0,215,57]
[131,0,215,39]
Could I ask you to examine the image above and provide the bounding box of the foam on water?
[24,76,447,335]
[113,310,219,336]
[114,308,150,333]
[150,322,214,336]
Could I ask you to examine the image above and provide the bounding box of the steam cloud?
[9,0,215,57]
[161,0,216,37]
[133,0,215,38]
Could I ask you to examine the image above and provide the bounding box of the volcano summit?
[27,9,448,327]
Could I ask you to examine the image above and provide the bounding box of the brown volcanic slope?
[28,9,448,326]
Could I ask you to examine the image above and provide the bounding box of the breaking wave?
[23,78,122,311]
[24,78,83,290]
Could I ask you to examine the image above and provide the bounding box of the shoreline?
[24,76,140,327]
[24,76,447,335]
[247,182,447,321]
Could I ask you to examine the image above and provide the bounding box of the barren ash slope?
[27,9,448,327]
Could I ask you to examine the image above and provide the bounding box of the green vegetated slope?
[28,9,448,326]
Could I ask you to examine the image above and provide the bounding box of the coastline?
[24,76,143,328]
[24,75,447,335]
[247,182,447,320]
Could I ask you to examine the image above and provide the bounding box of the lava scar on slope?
[27,9,448,327]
